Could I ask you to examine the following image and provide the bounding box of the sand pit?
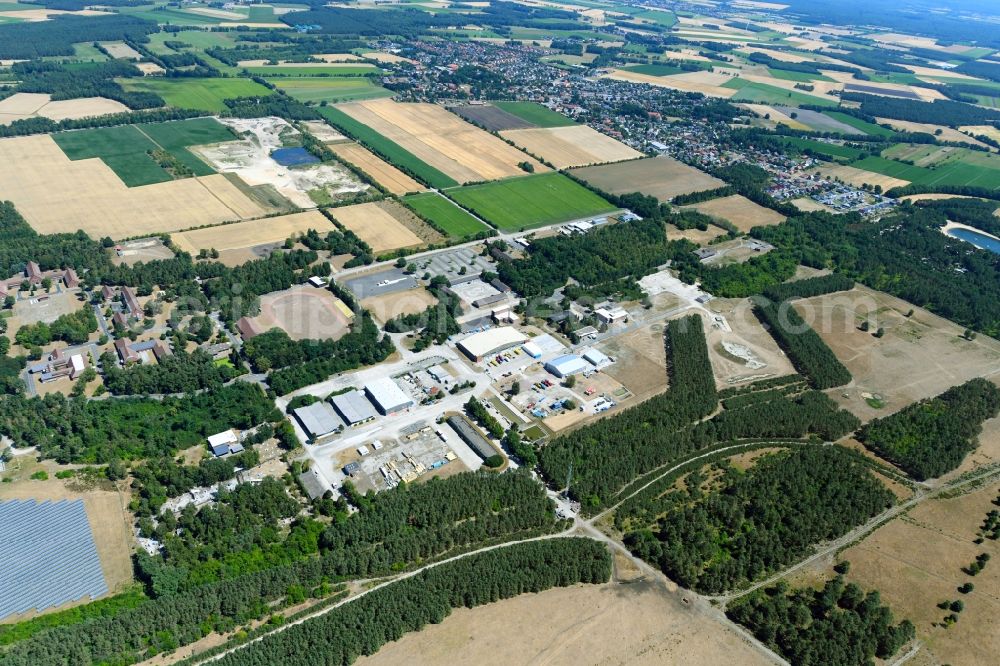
[336,99,547,183]
[681,194,785,232]
[814,163,910,190]
[329,141,423,195]
[356,580,772,666]
[192,117,369,208]
[170,210,333,255]
[246,284,353,341]
[571,156,724,202]
[793,285,1000,424]
[328,200,426,253]
[0,93,129,126]
[500,125,642,169]
[0,134,268,239]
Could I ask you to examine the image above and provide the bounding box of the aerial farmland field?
[404,192,489,238]
[118,77,274,112]
[269,77,391,103]
[446,172,617,231]
[492,101,577,127]
[570,156,725,201]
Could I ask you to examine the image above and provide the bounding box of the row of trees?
[624,447,894,593]
[751,296,852,389]
[208,538,612,666]
[859,378,1000,480]
[727,575,915,665]
[841,92,1000,127]
[762,273,855,303]
[537,315,717,509]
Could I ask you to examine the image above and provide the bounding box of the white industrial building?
[364,377,414,415]
[293,401,343,439]
[582,348,612,368]
[208,430,243,457]
[595,306,628,325]
[545,354,590,378]
[521,341,543,359]
[457,326,528,362]
[331,390,378,426]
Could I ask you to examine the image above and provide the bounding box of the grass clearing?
[118,77,273,112]
[404,192,489,238]
[780,136,864,160]
[446,172,616,231]
[766,68,835,83]
[492,101,576,127]
[723,78,837,106]
[853,155,1000,189]
[269,77,391,103]
[245,65,381,76]
[318,106,458,189]
[823,111,895,137]
[622,63,686,77]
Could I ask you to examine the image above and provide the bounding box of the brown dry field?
[571,156,724,202]
[335,99,547,183]
[600,322,668,400]
[666,223,727,245]
[99,41,141,60]
[329,200,429,253]
[361,287,437,323]
[329,141,423,195]
[876,118,990,148]
[793,285,1000,427]
[602,69,737,97]
[826,481,1000,666]
[0,134,267,239]
[500,125,642,169]
[357,580,773,666]
[0,92,129,126]
[0,463,134,617]
[246,284,353,341]
[705,299,797,387]
[171,210,332,255]
[813,163,910,190]
[682,194,785,232]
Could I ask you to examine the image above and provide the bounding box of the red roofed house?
[122,287,141,317]
[25,261,41,285]
[114,338,140,365]
[63,268,80,289]
[101,285,115,301]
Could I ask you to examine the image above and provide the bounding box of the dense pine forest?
[207,538,612,666]
[728,576,916,665]
[859,378,1000,480]
[622,447,894,593]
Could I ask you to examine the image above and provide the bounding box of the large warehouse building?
[293,401,343,440]
[457,326,528,362]
[364,377,414,415]
[331,390,378,426]
[545,354,590,378]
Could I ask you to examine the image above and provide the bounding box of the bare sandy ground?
[356,581,774,666]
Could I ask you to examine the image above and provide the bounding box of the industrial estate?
[0,0,999,665]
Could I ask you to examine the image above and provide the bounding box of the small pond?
[945,226,1000,256]
[271,147,320,167]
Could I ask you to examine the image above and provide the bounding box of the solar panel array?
[0,499,108,620]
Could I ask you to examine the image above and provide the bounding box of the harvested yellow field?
[815,163,910,190]
[336,99,546,183]
[875,118,989,147]
[328,200,424,253]
[739,104,810,131]
[360,52,416,64]
[316,53,365,62]
[135,62,165,76]
[500,125,642,169]
[0,93,128,125]
[902,64,981,81]
[171,210,331,255]
[0,134,266,239]
[736,46,814,63]
[681,194,785,232]
[602,69,737,98]
[99,41,141,60]
[329,141,423,195]
[961,125,1000,143]
[184,6,245,19]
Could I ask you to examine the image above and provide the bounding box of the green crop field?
[823,111,896,137]
[246,65,382,76]
[767,68,835,83]
[269,77,392,103]
[52,118,230,186]
[853,155,1000,189]
[404,192,489,238]
[53,126,170,187]
[622,63,685,77]
[319,106,458,189]
[145,30,239,54]
[780,137,863,160]
[118,77,273,112]
[445,172,617,231]
[139,118,234,175]
[723,78,837,107]
[492,101,577,127]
